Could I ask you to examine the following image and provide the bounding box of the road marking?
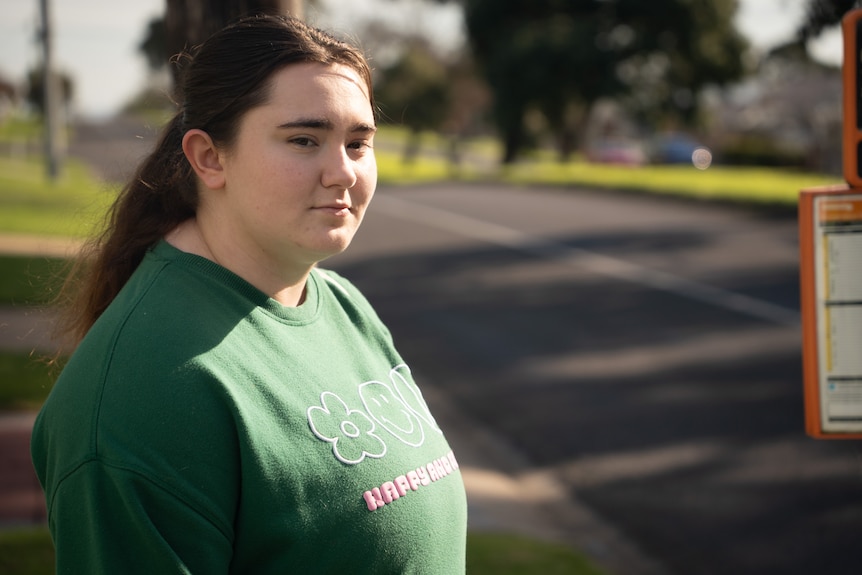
[374,195,801,327]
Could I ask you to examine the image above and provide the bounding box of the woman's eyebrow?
[352,122,377,135]
[277,118,377,134]
[277,118,331,130]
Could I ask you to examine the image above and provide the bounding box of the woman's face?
[203,61,377,275]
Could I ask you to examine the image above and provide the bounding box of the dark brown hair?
[56,14,374,349]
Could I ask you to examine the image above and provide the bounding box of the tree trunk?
[502,131,520,165]
[165,0,302,94]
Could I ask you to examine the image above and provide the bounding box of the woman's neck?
[165,218,310,307]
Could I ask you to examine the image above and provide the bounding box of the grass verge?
[0,528,54,575]
[0,117,44,143]
[0,156,114,238]
[467,532,606,574]
[501,160,841,207]
[0,255,67,307]
[0,528,606,575]
[0,351,58,411]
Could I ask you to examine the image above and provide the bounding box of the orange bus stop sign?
[799,186,862,439]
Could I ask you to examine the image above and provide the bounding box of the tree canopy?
[374,41,452,159]
[139,0,300,92]
[798,0,858,39]
[462,0,748,163]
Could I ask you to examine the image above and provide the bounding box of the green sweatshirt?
[31,241,467,574]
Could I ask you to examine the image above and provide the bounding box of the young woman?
[31,15,467,574]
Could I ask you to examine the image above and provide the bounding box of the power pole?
[39,0,62,180]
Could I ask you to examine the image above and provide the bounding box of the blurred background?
[0,0,851,174]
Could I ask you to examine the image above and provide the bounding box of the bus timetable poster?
[800,186,862,438]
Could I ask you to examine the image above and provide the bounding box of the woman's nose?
[321,146,358,189]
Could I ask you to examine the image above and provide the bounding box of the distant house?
[704,47,842,174]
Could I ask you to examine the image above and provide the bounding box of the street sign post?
[843,8,862,187]
[799,186,862,439]
[799,8,862,439]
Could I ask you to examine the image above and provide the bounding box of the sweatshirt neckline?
[151,240,322,324]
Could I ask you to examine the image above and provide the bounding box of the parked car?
[585,139,647,166]
[650,133,712,169]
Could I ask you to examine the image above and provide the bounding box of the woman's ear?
[182,129,226,190]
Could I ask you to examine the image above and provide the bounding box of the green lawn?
[0,254,66,412]
[502,160,841,206]
[0,254,67,306]
[0,351,58,411]
[0,529,55,575]
[467,532,606,574]
[0,528,606,575]
[0,117,44,143]
[0,156,114,237]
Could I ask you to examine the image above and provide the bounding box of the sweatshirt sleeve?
[48,459,234,575]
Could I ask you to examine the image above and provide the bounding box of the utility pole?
[39,0,62,180]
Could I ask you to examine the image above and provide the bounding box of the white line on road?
[374,194,801,327]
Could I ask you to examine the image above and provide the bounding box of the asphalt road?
[327,182,862,575]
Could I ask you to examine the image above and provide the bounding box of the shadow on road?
[330,223,862,575]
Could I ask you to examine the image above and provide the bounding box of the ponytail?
[55,113,197,349]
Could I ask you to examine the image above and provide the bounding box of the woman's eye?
[290,137,315,147]
[348,140,372,151]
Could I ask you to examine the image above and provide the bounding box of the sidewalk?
[0,234,668,575]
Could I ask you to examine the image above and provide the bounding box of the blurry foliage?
[25,67,73,116]
[121,86,175,118]
[139,17,168,71]
[376,44,449,124]
[138,0,289,92]
[129,0,856,172]
[136,0,816,170]
[462,0,748,164]
[375,42,454,161]
[798,0,858,39]
[718,134,809,168]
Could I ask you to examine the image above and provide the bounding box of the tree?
[139,1,305,93]
[375,41,452,162]
[25,66,73,116]
[139,16,168,72]
[331,1,489,169]
[462,0,747,163]
[798,0,859,40]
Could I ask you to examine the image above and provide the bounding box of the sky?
[0,0,845,119]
